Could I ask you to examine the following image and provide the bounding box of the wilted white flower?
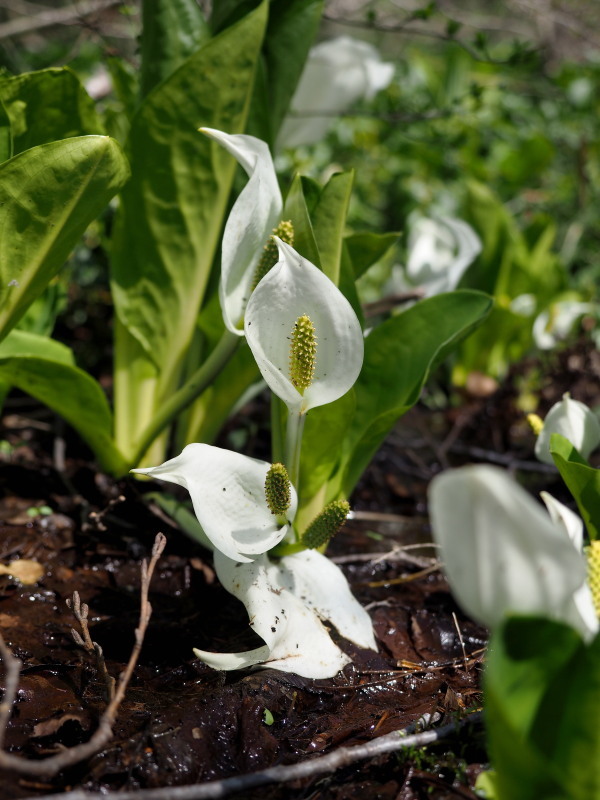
[193,548,377,678]
[278,36,394,149]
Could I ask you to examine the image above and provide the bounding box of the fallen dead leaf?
[0,559,44,584]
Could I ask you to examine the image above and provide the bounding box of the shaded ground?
[0,336,598,799]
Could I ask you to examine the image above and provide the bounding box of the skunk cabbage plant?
[429,464,598,641]
[132,444,296,563]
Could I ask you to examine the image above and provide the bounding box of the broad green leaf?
[311,170,354,286]
[0,136,130,345]
[258,0,323,142]
[337,291,493,496]
[0,331,126,475]
[139,0,209,98]
[283,174,321,267]
[345,231,400,280]
[0,98,12,162]
[0,68,103,154]
[210,0,257,32]
[111,1,268,376]
[485,616,600,800]
[550,433,600,541]
[298,390,356,520]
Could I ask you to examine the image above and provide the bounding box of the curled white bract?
[429,464,598,641]
[193,549,377,679]
[406,216,481,297]
[534,393,600,465]
[201,128,282,335]
[244,239,364,415]
[278,36,394,149]
[131,444,296,563]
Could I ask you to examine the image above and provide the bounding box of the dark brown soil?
[0,336,598,799]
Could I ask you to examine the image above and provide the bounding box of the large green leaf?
[311,170,354,286]
[0,99,12,162]
[345,231,400,280]
[485,616,600,800]
[111,1,267,376]
[283,173,321,268]
[258,0,323,143]
[0,136,129,344]
[0,331,126,475]
[0,68,103,154]
[338,291,493,496]
[139,0,210,98]
[551,433,600,541]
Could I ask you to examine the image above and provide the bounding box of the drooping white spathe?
[132,444,296,563]
[429,464,598,641]
[533,300,597,350]
[201,128,282,335]
[192,549,377,678]
[406,216,481,297]
[244,239,364,415]
[277,36,394,149]
[534,393,600,466]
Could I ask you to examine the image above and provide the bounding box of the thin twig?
[0,0,122,41]
[67,590,115,701]
[19,712,482,800]
[0,533,166,776]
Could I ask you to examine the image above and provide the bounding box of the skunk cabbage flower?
[201,128,283,335]
[193,548,377,678]
[132,444,296,563]
[533,300,596,350]
[278,36,394,149]
[534,393,600,466]
[244,239,363,415]
[406,216,481,297]
[429,465,598,641]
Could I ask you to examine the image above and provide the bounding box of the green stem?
[285,410,306,493]
[270,395,286,464]
[129,329,240,468]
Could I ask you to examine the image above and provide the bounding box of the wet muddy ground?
[0,338,598,799]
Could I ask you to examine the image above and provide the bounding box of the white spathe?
[131,444,296,563]
[429,464,597,641]
[192,549,377,678]
[201,128,282,335]
[244,239,364,415]
[534,393,600,466]
[406,216,481,297]
[533,300,596,350]
[278,36,394,149]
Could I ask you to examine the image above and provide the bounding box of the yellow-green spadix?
[244,239,364,415]
[131,443,297,563]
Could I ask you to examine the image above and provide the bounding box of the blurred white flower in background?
[533,300,597,350]
[404,216,481,297]
[278,36,394,149]
[533,393,600,466]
